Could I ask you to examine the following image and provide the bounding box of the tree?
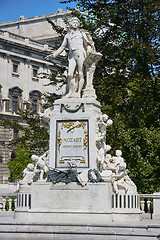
[0,108,49,181]
[60,0,160,193]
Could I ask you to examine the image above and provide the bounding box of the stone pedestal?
[153,192,160,220]
[15,181,113,223]
[15,181,141,223]
[15,98,142,223]
[49,98,101,170]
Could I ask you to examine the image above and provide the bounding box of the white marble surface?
[15,181,142,223]
[49,98,101,170]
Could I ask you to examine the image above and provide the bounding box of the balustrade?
[112,194,139,209]
[0,195,17,211]
[139,193,160,219]
[17,193,31,209]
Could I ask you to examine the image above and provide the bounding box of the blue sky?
[0,0,77,23]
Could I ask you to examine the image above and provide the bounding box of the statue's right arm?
[45,35,67,60]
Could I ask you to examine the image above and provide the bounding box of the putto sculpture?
[45,17,102,98]
[100,150,136,194]
[19,163,35,185]
[31,151,49,181]
[19,151,49,185]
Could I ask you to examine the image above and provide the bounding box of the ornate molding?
[60,103,85,113]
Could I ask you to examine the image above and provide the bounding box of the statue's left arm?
[82,31,96,53]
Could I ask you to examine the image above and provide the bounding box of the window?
[13,64,18,73]
[12,61,20,77]
[33,69,38,78]
[12,96,18,112]
[11,150,17,159]
[29,90,42,113]
[9,86,23,113]
[32,66,39,81]
[32,99,37,112]
[13,128,19,141]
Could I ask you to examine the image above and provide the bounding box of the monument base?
[15,181,142,223]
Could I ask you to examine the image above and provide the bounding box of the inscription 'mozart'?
[56,120,89,168]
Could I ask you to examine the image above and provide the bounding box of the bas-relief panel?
[56,120,89,168]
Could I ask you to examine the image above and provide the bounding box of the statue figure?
[100,150,136,194]
[96,114,113,143]
[31,151,49,181]
[111,150,128,194]
[45,17,96,98]
[112,150,136,194]
[96,114,112,165]
[19,163,35,185]
[100,154,113,180]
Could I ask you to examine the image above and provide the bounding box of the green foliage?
[0,108,49,181]
[106,120,160,193]
[7,147,32,182]
[0,109,49,155]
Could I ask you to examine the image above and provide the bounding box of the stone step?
[0,221,159,239]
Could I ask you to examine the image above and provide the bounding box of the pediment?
[9,86,23,96]
[29,90,42,100]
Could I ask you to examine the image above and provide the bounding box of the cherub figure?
[19,163,35,185]
[31,151,49,181]
[96,114,112,165]
[96,114,113,143]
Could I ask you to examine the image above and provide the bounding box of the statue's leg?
[66,58,77,97]
[40,169,44,180]
[77,54,85,95]
[113,181,119,194]
[117,179,128,192]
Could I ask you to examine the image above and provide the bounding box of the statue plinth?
[49,97,101,170]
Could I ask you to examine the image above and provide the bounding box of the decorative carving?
[88,169,103,183]
[83,130,88,150]
[9,86,23,97]
[61,121,86,132]
[83,52,102,98]
[47,166,103,186]
[57,131,62,151]
[60,103,84,113]
[29,90,42,100]
[47,168,78,184]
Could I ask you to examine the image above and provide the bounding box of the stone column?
[1,54,11,112]
[2,53,10,99]
[23,59,30,102]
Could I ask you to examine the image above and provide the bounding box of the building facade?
[0,9,68,183]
